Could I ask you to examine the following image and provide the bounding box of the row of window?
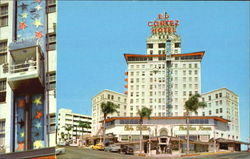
[147,42,181,49]
[129,63,199,70]
[202,108,223,116]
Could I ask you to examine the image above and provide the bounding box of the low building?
[92,90,127,136]
[104,116,244,153]
[57,108,92,143]
[199,88,240,141]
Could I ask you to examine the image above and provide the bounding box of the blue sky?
[57,2,249,143]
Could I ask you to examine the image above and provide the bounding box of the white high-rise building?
[57,108,92,142]
[124,12,203,117]
[199,88,240,140]
[0,0,57,153]
[92,90,127,136]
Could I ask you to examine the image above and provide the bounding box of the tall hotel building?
[124,13,203,117]
[0,0,57,153]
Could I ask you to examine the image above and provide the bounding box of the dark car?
[121,145,134,155]
[104,144,120,152]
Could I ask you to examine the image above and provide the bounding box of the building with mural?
[0,0,57,153]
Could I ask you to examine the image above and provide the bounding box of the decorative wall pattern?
[16,0,46,53]
[14,94,45,151]
[15,96,26,152]
[31,94,45,149]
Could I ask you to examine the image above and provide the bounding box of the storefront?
[104,116,233,153]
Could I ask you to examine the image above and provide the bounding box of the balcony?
[8,39,44,90]
[124,84,128,88]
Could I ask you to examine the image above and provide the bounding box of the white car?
[56,147,65,155]
[57,141,66,146]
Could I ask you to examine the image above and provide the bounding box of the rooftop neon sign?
[148,12,179,34]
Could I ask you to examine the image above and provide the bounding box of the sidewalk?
[181,151,231,157]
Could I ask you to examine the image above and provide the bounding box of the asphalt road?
[57,146,147,159]
[58,146,250,159]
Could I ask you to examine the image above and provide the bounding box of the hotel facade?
[124,13,202,118]
[57,108,92,142]
[0,0,57,153]
[91,12,241,151]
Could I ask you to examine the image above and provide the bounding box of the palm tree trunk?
[140,119,143,153]
[186,113,190,154]
[82,127,84,146]
[103,114,106,145]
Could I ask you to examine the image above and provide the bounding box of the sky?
[57,1,249,144]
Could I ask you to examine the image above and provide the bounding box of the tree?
[78,121,91,140]
[137,107,152,154]
[184,94,206,154]
[61,132,65,141]
[63,125,73,142]
[101,101,119,145]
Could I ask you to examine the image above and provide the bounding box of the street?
[57,147,250,159]
[57,146,147,159]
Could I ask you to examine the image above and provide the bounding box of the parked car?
[104,144,120,152]
[92,143,104,151]
[56,147,65,155]
[121,145,134,155]
[57,141,66,146]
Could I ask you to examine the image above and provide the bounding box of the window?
[147,43,153,48]
[189,70,192,75]
[48,72,56,91]
[0,120,5,133]
[220,108,223,113]
[215,94,218,98]
[174,42,180,48]
[0,80,6,102]
[209,110,211,115]
[208,96,211,101]
[49,114,56,132]
[202,112,205,116]
[150,50,153,55]
[0,4,8,27]
[47,33,56,51]
[0,40,7,53]
[220,93,224,98]
[216,109,219,114]
[47,0,56,13]
[194,70,198,75]
[189,64,192,68]
[183,70,186,75]
[194,63,198,68]
[158,43,165,48]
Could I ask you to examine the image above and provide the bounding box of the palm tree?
[101,101,119,145]
[78,121,91,140]
[184,94,206,154]
[137,107,152,154]
[63,125,73,142]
